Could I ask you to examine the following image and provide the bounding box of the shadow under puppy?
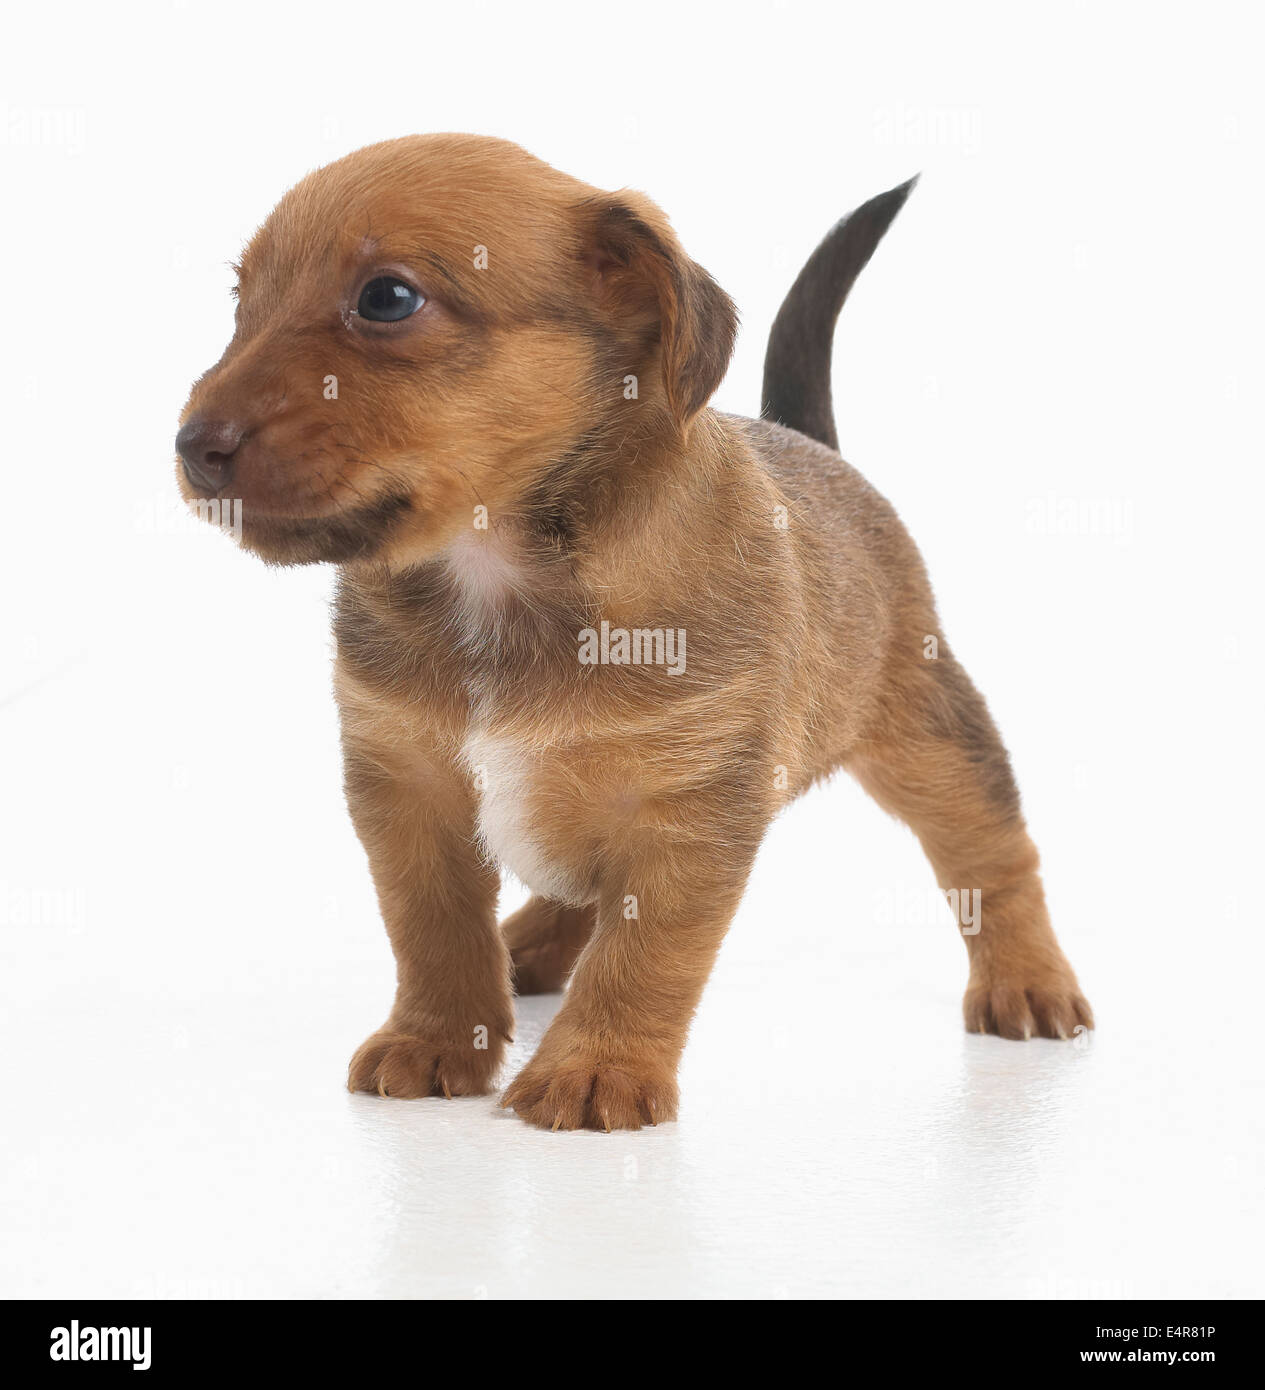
[177,134,1092,1131]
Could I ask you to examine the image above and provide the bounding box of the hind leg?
[502,897,595,994]
[848,651,1092,1040]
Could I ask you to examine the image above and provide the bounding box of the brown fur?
[177,134,1091,1131]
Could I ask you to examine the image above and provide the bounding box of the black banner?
[0,1299,1236,1378]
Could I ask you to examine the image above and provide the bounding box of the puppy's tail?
[761,176,918,451]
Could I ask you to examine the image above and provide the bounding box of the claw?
[440,1076,453,1100]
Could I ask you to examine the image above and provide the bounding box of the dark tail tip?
[761,175,918,451]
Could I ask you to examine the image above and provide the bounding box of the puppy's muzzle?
[177,416,245,493]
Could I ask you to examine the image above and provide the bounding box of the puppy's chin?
[237,493,414,567]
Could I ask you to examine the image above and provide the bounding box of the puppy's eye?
[357,276,424,322]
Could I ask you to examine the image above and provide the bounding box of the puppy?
[177,135,1092,1131]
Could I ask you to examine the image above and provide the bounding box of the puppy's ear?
[580,194,738,426]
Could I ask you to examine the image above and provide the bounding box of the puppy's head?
[176,134,737,567]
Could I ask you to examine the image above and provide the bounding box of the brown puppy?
[177,135,1092,1131]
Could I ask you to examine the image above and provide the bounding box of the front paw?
[502,1047,678,1131]
[348,1027,505,1099]
[963,966,1093,1041]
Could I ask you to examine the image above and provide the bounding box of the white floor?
[1,887,1257,1301]
[1,620,1261,1299]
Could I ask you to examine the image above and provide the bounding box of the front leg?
[502,896,595,994]
[503,802,761,1130]
[341,708,513,1100]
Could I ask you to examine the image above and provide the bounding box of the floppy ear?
[581,194,738,426]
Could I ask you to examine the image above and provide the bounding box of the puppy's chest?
[460,729,596,904]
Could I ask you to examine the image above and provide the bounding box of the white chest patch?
[444,529,525,628]
[462,730,580,902]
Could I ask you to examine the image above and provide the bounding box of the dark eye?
[356,276,424,322]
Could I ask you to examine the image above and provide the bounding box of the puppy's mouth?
[222,492,414,566]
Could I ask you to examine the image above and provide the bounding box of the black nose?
[176,417,244,492]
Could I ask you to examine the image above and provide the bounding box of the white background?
[1,1,1262,1298]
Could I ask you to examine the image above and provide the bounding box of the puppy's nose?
[176,417,244,491]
